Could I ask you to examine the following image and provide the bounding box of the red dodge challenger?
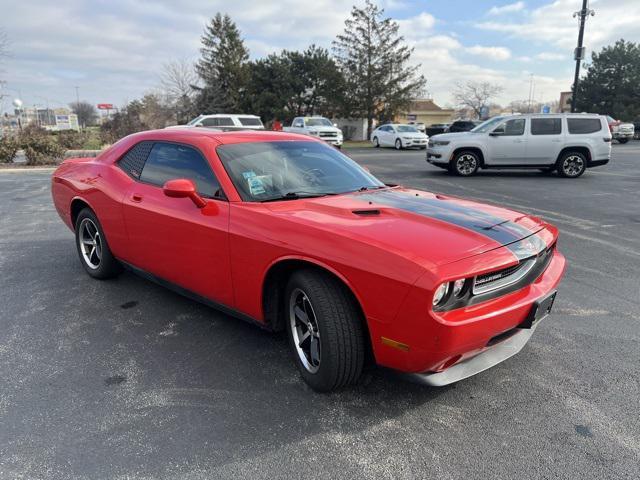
[51,128,565,391]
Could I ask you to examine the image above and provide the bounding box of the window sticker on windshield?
[242,171,257,179]
[247,176,266,195]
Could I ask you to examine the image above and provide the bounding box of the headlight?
[309,130,319,136]
[432,283,449,306]
[432,140,450,146]
[452,278,466,297]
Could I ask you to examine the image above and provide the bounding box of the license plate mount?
[521,290,557,329]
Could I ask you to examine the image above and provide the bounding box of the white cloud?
[467,45,512,60]
[477,0,640,53]
[398,12,436,38]
[488,1,526,16]
[535,52,567,61]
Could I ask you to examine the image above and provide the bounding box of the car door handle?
[131,194,143,202]
[514,139,523,143]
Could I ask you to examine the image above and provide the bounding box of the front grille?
[472,243,555,296]
[319,132,337,138]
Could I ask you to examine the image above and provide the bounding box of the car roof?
[198,114,261,118]
[125,128,315,146]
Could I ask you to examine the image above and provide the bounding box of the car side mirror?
[163,178,207,208]
[333,123,338,127]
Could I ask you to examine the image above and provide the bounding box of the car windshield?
[471,117,505,133]
[217,141,385,202]
[397,125,419,133]
[306,118,333,127]
[187,116,203,126]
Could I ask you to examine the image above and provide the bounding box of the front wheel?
[450,150,480,176]
[617,138,629,144]
[557,151,587,178]
[395,138,403,150]
[285,269,365,392]
[373,137,379,148]
[75,208,122,279]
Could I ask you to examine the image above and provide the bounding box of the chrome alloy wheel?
[456,154,477,175]
[562,155,584,177]
[78,218,102,269]
[289,288,321,373]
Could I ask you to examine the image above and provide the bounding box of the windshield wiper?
[357,185,386,192]
[261,191,337,202]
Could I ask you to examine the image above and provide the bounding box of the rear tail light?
[603,137,612,142]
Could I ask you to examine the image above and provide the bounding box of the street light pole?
[571,0,595,113]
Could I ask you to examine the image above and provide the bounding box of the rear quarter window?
[238,117,263,126]
[118,141,154,178]
[567,118,603,134]
[531,118,562,135]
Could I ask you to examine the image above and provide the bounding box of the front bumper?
[403,138,428,148]
[426,146,451,165]
[320,137,343,146]
[406,297,552,386]
[369,246,566,383]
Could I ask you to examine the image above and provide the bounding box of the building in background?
[12,107,79,131]
[395,99,455,127]
[559,92,572,113]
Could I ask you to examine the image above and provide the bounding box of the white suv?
[170,114,265,130]
[426,113,612,178]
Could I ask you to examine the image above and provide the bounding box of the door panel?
[123,183,233,305]
[526,117,564,165]
[486,118,527,165]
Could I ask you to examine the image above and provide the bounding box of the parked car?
[446,120,479,133]
[606,115,634,143]
[283,116,343,148]
[51,128,565,391]
[426,113,611,178]
[168,114,265,131]
[425,123,450,137]
[371,124,428,149]
[408,121,426,133]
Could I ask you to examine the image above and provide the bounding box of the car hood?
[265,187,547,267]
[431,132,479,142]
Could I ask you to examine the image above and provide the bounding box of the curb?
[0,167,56,173]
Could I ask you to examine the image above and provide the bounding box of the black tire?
[395,138,403,150]
[450,150,480,176]
[617,138,629,144]
[373,137,379,148]
[285,269,365,392]
[419,146,427,150]
[556,151,587,178]
[75,208,122,279]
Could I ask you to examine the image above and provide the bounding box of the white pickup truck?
[283,116,343,148]
[606,116,635,144]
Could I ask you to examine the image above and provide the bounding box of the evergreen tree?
[575,39,640,120]
[333,0,426,137]
[194,13,249,113]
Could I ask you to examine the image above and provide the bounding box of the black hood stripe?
[356,190,535,246]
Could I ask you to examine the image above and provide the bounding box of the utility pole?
[571,0,595,112]
[75,86,80,105]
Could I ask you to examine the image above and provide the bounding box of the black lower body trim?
[119,260,271,331]
[588,158,609,168]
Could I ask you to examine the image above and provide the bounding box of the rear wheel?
[450,150,480,176]
[285,269,365,392]
[395,138,402,150]
[75,208,122,279]
[556,151,587,178]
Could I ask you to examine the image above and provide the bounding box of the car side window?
[567,118,602,134]
[139,142,224,199]
[496,118,525,136]
[531,118,562,135]
[201,118,218,127]
[118,141,154,179]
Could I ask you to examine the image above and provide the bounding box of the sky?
[1,0,639,114]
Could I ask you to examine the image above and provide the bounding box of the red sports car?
[51,129,566,391]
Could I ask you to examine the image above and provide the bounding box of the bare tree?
[159,59,198,124]
[452,81,503,119]
[160,59,198,100]
[70,101,98,128]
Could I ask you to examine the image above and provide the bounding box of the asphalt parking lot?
[1,143,639,479]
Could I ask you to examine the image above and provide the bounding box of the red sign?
[97,103,114,110]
